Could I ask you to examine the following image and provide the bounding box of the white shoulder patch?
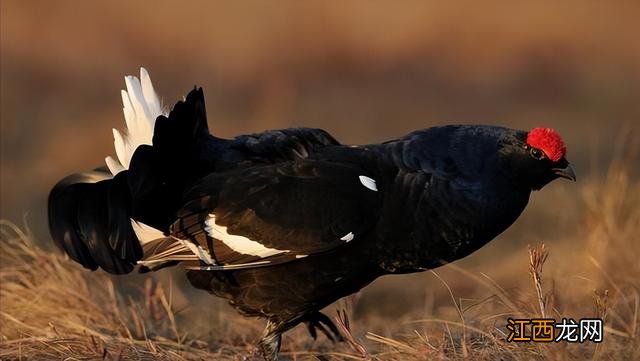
[340,232,355,242]
[106,67,165,175]
[359,175,378,191]
[204,214,288,258]
[130,219,164,245]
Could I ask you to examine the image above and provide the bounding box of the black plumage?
[48,84,575,360]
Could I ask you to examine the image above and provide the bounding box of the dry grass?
[1,149,639,360]
[529,243,550,318]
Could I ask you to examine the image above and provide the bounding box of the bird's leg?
[304,311,344,342]
[306,321,318,340]
[257,321,282,361]
[314,312,344,342]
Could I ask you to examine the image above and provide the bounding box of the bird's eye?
[529,147,546,160]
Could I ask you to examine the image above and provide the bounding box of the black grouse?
[48,69,576,360]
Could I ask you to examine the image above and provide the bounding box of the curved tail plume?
[49,67,216,274]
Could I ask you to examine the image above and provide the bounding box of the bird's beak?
[553,164,576,181]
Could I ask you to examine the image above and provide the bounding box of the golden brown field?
[1,1,640,360]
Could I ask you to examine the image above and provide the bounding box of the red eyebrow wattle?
[526,127,566,162]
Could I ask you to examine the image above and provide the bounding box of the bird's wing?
[230,128,341,162]
[166,159,381,270]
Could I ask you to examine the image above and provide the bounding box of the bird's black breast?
[373,170,530,273]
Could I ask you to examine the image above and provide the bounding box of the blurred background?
[1,0,639,353]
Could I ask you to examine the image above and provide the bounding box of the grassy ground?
[1,145,638,360]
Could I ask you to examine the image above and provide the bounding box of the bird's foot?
[305,311,344,343]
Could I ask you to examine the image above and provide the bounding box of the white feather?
[120,89,137,142]
[204,214,288,258]
[140,68,161,116]
[105,156,125,175]
[106,67,164,175]
[359,175,378,191]
[182,241,216,265]
[127,80,154,144]
[340,232,355,242]
[131,219,215,265]
[130,219,165,245]
[112,128,128,169]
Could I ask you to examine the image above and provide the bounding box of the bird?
[48,68,576,360]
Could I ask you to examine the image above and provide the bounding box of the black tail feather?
[48,170,141,274]
[153,87,210,156]
[48,87,214,274]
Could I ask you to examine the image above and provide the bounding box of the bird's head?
[499,127,575,190]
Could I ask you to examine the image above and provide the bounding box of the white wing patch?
[359,175,378,191]
[182,240,216,265]
[130,219,165,245]
[204,214,289,258]
[340,232,355,242]
[106,67,165,175]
